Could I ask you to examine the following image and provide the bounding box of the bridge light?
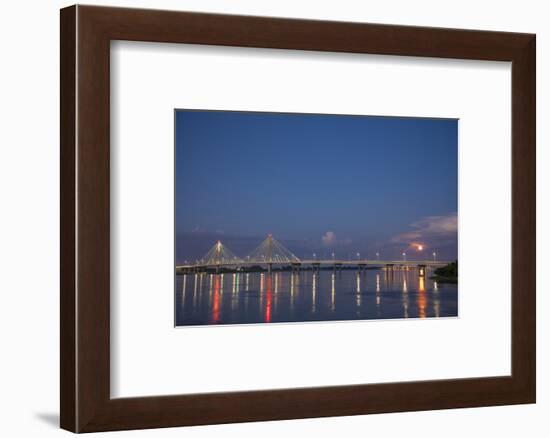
[376,252,380,260]
[402,252,406,262]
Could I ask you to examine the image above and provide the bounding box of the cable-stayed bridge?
[177,234,450,274]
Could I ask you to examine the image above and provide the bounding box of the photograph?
[175,110,458,326]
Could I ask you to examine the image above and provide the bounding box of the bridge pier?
[268,263,272,274]
[312,262,321,273]
[291,262,301,273]
[358,263,367,272]
[418,265,426,277]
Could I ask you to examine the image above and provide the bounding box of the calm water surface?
[175,268,457,326]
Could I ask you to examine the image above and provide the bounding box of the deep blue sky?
[175,110,457,263]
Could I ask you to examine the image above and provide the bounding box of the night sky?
[175,110,458,263]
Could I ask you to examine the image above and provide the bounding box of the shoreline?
[429,275,457,284]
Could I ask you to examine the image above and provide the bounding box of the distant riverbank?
[430,261,458,284]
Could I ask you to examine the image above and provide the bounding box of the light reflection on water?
[175,268,457,326]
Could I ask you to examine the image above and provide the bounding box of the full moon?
[417,245,423,251]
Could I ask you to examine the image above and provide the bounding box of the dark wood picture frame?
[60,5,536,433]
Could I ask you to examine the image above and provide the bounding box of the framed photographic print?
[174,110,458,326]
[60,5,535,433]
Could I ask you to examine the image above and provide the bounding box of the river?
[175,267,457,326]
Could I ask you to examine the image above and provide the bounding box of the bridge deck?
[176,259,450,269]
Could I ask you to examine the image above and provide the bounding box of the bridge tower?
[247,234,301,274]
[266,234,274,273]
[198,240,242,273]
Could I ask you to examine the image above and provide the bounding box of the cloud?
[322,231,336,246]
[391,213,457,248]
[321,231,352,247]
